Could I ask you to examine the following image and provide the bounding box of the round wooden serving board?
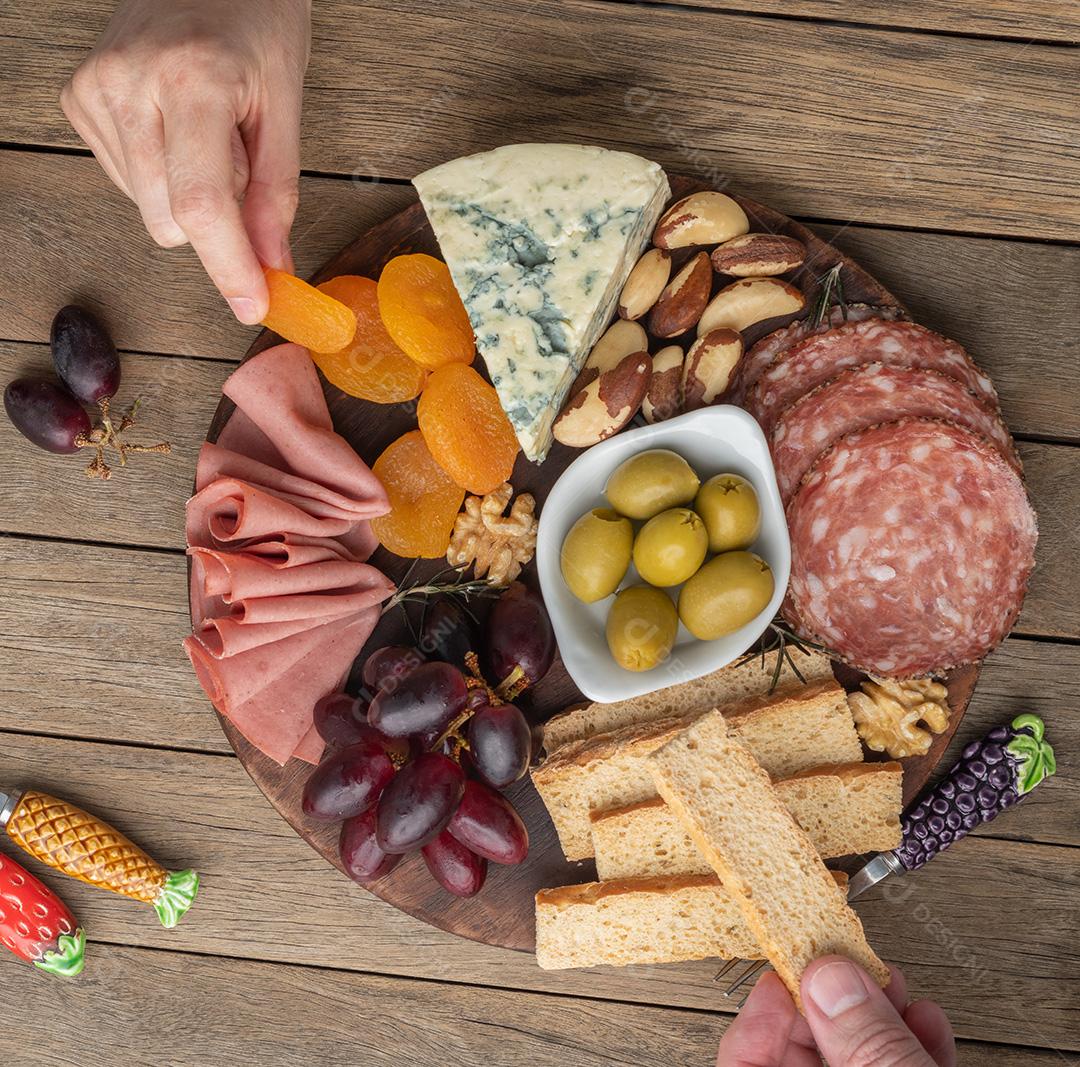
[199,176,979,952]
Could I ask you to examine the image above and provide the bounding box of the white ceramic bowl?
[536,406,790,704]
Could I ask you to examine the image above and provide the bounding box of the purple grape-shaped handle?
[895,714,1055,872]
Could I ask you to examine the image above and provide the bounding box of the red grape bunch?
[4,305,170,479]
[302,582,556,898]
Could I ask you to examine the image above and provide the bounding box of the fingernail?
[805,961,870,1019]
[227,297,260,325]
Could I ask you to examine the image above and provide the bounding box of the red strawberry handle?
[0,852,85,977]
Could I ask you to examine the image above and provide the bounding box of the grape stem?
[74,395,172,480]
[429,652,496,755]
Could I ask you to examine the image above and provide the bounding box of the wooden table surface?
[1,2,1078,1064]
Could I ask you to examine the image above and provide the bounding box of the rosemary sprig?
[735,617,827,693]
[809,263,847,329]
[382,564,499,615]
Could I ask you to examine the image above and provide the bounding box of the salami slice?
[727,304,906,405]
[784,418,1037,678]
[771,364,1021,504]
[747,319,999,435]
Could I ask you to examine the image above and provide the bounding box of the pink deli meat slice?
[784,418,1036,678]
[727,303,907,405]
[771,363,1021,504]
[186,478,355,548]
[221,342,388,506]
[747,319,999,435]
[198,610,379,766]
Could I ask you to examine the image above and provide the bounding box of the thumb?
[240,86,303,272]
[802,957,936,1067]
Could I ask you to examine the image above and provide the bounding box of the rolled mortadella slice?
[0,790,199,929]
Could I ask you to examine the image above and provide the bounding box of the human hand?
[716,957,956,1067]
[61,0,312,324]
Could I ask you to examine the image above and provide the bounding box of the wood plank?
[4,152,1079,442]
[2,2,1078,239]
[0,942,1060,1067]
[626,0,1080,43]
[0,729,1076,1051]
[0,535,228,754]
[0,152,414,358]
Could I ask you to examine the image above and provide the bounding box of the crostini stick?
[0,789,199,928]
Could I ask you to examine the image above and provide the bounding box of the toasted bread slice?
[535,871,849,970]
[649,711,889,1006]
[591,761,902,880]
[542,647,835,753]
[532,678,860,861]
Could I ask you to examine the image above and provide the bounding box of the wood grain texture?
[622,0,1080,42]
[0,729,1077,1050]
[2,2,1078,239]
[0,940,1063,1067]
[3,152,1079,439]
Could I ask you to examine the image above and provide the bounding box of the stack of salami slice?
[184,343,393,766]
[740,314,1037,678]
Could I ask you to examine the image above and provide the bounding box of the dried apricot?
[377,254,475,369]
[417,364,519,495]
[262,267,356,352]
[370,430,465,558]
[312,276,428,403]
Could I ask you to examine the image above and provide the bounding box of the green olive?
[560,508,633,603]
[606,585,679,671]
[605,449,701,520]
[632,508,709,587]
[678,551,774,640]
[694,473,761,553]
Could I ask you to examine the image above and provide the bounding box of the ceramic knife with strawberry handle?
[0,789,198,928]
[0,852,85,976]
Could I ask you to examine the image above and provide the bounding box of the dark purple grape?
[467,703,531,788]
[447,780,528,865]
[302,740,395,821]
[313,693,410,762]
[422,829,487,897]
[4,377,91,454]
[375,752,465,853]
[368,661,467,738]
[313,692,368,747]
[340,807,401,881]
[50,305,120,405]
[362,645,425,694]
[419,598,478,669]
[485,582,555,693]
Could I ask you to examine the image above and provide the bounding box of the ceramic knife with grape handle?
[849,713,1056,896]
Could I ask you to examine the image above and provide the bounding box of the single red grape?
[375,752,465,853]
[313,692,367,747]
[422,830,487,897]
[419,597,477,669]
[362,645,425,694]
[340,807,401,881]
[4,377,91,454]
[467,703,531,788]
[302,740,395,821]
[368,661,467,738]
[447,780,528,865]
[50,305,120,405]
[485,582,555,692]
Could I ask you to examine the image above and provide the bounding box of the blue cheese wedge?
[414,144,670,461]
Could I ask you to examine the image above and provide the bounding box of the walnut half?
[446,483,537,587]
[849,676,951,758]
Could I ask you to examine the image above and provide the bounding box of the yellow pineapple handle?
[3,791,199,928]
